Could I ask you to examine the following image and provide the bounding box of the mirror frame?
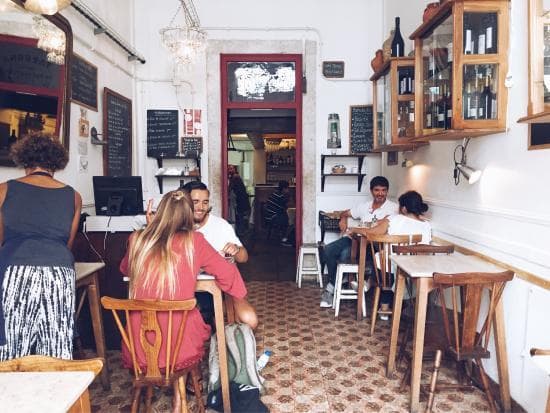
[6,0,72,156]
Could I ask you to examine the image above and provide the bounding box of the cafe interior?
[0,0,549,412]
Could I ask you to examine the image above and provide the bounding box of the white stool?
[296,243,323,288]
[332,262,366,318]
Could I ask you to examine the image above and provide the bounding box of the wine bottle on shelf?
[485,14,496,53]
[464,14,473,54]
[480,74,495,119]
[476,73,485,119]
[471,75,481,120]
[445,83,452,129]
[391,17,405,57]
[425,93,433,129]
[478,33,486,55]
[463,83,472,120]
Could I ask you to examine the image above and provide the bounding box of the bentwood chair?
[367,233,422,336]
[101,297,205,413]
[425,270,514,413]
[0,355,104,413]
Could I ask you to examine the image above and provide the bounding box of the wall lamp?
[453,138,482,185]
[70,0,146,63]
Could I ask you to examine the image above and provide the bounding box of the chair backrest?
[432,270,514,361]
[367,233,422,289]
[392,244,455,255]
[101,296,196,383]
[0,355,104,377]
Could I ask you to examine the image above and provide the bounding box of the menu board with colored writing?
[349,105,374,154]
[71,53,98,110]
[103,88,132,176]
[147,110,179,157]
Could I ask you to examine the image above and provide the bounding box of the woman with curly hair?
[0,135,82,360]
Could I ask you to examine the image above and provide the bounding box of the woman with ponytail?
[119,189,248,371]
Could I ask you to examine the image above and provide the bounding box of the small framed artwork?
[79,118,90,137]
[387,151,398,166]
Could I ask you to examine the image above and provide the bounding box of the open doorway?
[221,55,302,281]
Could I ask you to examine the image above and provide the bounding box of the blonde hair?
[128,190,195,299]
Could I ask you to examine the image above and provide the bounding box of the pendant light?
[24,0,72,15]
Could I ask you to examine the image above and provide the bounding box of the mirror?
[0,0,72,166]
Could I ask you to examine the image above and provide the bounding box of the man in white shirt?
[320,176,398,308]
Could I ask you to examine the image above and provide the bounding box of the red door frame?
[220,54,303,249]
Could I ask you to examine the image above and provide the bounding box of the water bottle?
[257,350,272,371]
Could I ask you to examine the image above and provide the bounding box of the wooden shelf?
[371,142,428,153]
[517,111,550,124]
[411,128,506,142]
[155,156,201,193]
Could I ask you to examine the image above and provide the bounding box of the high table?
[75,262,109,390]
[531,355,550,413]
[387,254,511,413]
[0,371,95,412]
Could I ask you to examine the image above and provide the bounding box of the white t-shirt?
[388,214,432,244]
[197,214,243,253]
[350,199,399,223]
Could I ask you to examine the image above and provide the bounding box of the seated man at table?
[182,181,257,329]
[264,180,292,246]
[320,176,398,308]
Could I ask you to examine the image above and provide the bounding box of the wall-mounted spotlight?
[453,138,481,185]
[401,158,414,168]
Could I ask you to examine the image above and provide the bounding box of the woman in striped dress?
[0,135,82,360]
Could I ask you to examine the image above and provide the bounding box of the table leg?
[225,295,236,324]
[87,274,110,390]
[410,277,429,413]
[387,268,405,377]
[357,236,367,321]
[68,389,91,413]
[493,296,511,412]
[212,287,231,413]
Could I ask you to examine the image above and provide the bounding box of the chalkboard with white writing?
[103,88,132,176]
[349,105,374,154]
[71,53,98,110]
[147,110,179,157]
[322,61,345,78]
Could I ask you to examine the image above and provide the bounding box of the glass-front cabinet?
[411,0,509,140]
[372,57,419,151]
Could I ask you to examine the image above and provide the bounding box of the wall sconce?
[401,158,414,168]
[453,138,482,185]
[24,0,71,15]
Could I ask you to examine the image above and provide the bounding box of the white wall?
[382,1,550,411]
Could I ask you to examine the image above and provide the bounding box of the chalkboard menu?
[529,123,550,150]
[103,88,132,176]
[0,40,60,90]
[349,105,374,154]
[147,110,179,157]
[71,53,98,110]
[181,137,202,157]
[322,61,345,78]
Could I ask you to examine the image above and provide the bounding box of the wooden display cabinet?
[410,0,509,141]
[371,57,425,151]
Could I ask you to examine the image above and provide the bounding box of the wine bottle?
[480,74,493,120]
[437,83,446,129]
[463,83,473,120]
[445,83,452,129]
[464,14,473,54]
[391,17,405,57]
[485,14,496,53]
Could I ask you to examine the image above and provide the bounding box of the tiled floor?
[89,280,495,412]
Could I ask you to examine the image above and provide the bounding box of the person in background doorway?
[181,181,257,329]
[0,135,82,360]
[264,180,292,246]
[228,170,251,237]
[320,176,398,308]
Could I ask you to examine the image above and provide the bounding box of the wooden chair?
[101,296,205,413]
[425,270,514,413]
[0,355,104,413]
[367,233,422,336]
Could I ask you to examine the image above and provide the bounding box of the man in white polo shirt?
[320,176,398,307]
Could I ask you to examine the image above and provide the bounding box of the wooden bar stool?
[296,243,323,288]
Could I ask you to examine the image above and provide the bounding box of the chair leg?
[131,386,142,413]
[476,358,498,413]
[296,248,303,287]
[191,366,205,413]
[370,286,381,336]
[145,386,153,413]
[333,266,342,314]
[425,349,442,413]
[178,375,189,413]
[315,250,323,288]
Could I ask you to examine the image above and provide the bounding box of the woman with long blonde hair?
[119,189,248,372]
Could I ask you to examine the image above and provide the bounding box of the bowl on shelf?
[331,165,346,174]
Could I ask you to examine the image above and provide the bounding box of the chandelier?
[160,0,206,67]
[33,16,66,64]
[24,0,72,15]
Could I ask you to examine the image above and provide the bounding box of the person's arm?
[338,209,351,232]
[221,242,248,263]
[67,191,82,249]
[350,217,390,237]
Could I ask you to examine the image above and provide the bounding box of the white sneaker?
[325,283,335,294]
[320,291,334,308]
[379,314,389,321]
[350,279,371,293]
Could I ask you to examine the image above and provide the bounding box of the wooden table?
[387,254,511,413]
[196,274,233,413]
[75,262,109,390]
[0,371,95,412]
[532,355,550,413]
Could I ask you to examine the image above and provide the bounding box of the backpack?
[208,323,266,394]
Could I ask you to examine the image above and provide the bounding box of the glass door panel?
[463,12,498,55]
[462,64,498,120]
